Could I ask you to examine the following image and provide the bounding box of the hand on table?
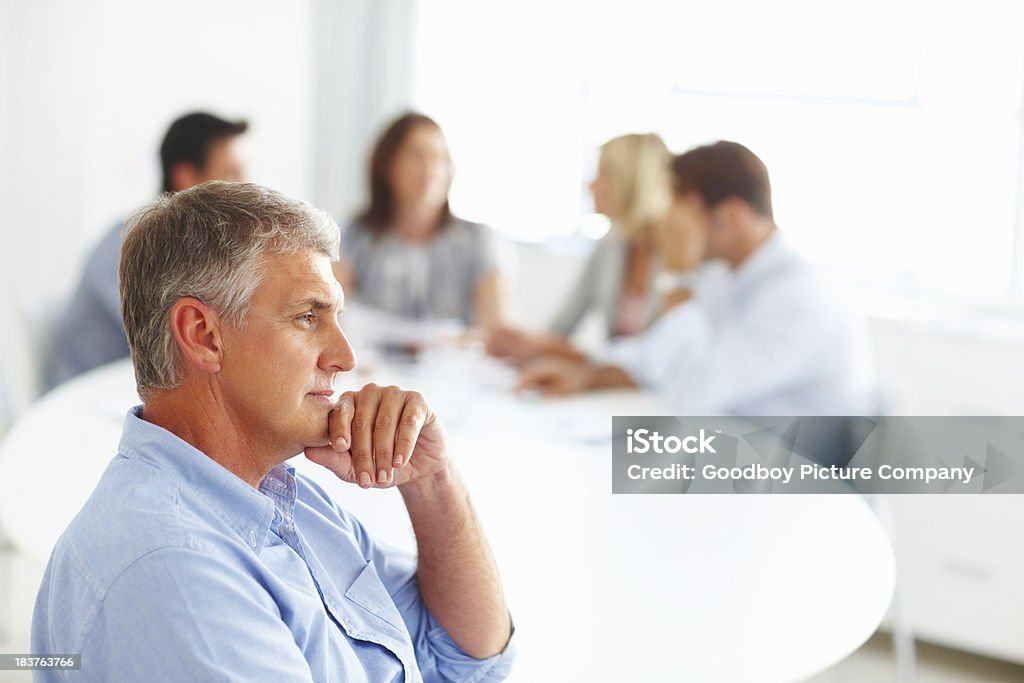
[515,356,595,396]
[304,383,448,488]
[484,324,545,361]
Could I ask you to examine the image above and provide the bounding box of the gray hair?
[119,181,340,399]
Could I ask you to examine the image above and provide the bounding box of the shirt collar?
[118,405,296,552]
[260,462,300,543]
[732,230,792,291]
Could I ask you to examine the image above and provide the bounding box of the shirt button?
[249,530,257,547]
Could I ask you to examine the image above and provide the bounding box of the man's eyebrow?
[288,297,339,311]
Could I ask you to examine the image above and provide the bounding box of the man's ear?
[169,161,202,192]
[169,297,223,376]
[711,197,751,233]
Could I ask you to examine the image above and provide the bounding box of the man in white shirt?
[518,141,875,416]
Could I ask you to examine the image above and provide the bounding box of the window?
[413,0,1024,300]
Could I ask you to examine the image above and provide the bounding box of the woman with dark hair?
[333,113,509,327]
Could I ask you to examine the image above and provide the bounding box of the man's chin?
[298,420,332,449]
[291,402,337,452]
[304,416,334,450]
[307,434,332,450]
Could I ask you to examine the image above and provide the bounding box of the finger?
[515,364,547,391]
[372,386,406,485]
[351,384,382,488]
[329,393,355,452]
[547,365,585,396]
[516,359,564,391]
[393,392,428,469]
[544,378,571,396]
[303,445,355,483]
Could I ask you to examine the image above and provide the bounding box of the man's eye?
[300,313,318,325]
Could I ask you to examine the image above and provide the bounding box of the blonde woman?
[486,133,671,361]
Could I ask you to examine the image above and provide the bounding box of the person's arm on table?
[515,355,637,395]
[511,277,699,397]
[473,226,515,328]
[512,280,701,397]
[484,324,587,363]
[474,270,511,328]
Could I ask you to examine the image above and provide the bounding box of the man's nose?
[320,320,357,373]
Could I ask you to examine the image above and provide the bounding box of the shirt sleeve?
[596,301,712,389]
[343,509,518,683]
[598,278,836,415]
[83,224,126,326]
[78,545,317,683]
[547,239,604,337]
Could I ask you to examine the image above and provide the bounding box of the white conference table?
[0,351,895,682]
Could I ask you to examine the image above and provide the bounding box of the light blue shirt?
[47,223,128,390]
[32,407,516,682]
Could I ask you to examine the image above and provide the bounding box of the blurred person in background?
[333,112,510,328]
[485,133,671,362]
[517,141,876,416]
[46,111,248,390]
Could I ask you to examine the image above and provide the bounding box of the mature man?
[519,141,875,415]
[46,111,248,389]
[32,182,515,681]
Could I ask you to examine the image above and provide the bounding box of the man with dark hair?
[47,111,248,389]
[519,141,875,415]
[158,112,248,193]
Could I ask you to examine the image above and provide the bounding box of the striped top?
[340,217,506,324]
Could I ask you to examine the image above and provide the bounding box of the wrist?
[543,336,585,362]
[530,333,559,358]
[398,462,456,500]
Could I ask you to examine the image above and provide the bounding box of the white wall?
[872,318,1024,416]
[0,0,18,429]
[0,0,315,410]
[0,0,314,310]
[310,0,418,221]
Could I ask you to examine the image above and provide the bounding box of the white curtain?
[311,0,419,224]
